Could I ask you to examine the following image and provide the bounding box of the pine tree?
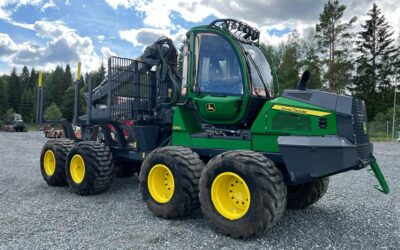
[8,67,21,113]
[0,76,8,117]
[276,31,301,94]
[20,89,33,122]
[29,68,38,89]
[20,66,30,89]
[61,86,75,122]
[95,62,106,87]
[45,66,65,107]
[64,64,72,90]
[350,3,398,120]
[315,0,356,93]
[300,29,322,90]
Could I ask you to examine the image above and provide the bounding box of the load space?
[35,18,389,238]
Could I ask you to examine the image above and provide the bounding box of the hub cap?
[211,172,251,220]
[70,154,85,184]
[147,164,175,203]
[43,150,56,176]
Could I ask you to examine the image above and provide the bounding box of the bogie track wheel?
[139,146,204,218]
[65,141,115,195]
[199,150,287,238]
[40,139,75,186]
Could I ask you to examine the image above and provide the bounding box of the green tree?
[61,85,75,122]
[20,66,30,89]
[350,3,398,120]
[0,76,8,116]
[29,68,38,89]
[45,66,65,107]
[315,0,356,93]
[300,30,322,90]
[63,64,72,90]
[276,31,301,94]
[95,62,106,87]
[8,67,21,113]
[44,103,62,120]
[20,90,34,122]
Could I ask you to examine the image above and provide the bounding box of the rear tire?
[40,139,75,186]
[199,150,287,238]
[66,141,115,195]
[139,146,204,218]
[286,177,329,209]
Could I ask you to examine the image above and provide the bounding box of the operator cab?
[183,19,276,128]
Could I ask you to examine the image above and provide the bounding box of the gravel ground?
[0,131,399,249]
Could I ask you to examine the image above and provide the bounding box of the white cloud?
[96,35,106,42]
[41,0,57,12]
[101,46,117,58]
[120,26,186,48]
[0,33,18,56]
[107,0,400,47]
[0,20,102,73]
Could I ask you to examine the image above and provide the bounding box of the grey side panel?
[278,136,360,184]
[336,114,355,143]
[282,89,353,115]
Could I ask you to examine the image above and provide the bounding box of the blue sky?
[0,0,398,75]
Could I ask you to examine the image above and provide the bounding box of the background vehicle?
[36,19,389,238]
[1,113,27,132]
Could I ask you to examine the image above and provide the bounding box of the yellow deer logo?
[206,103,216,112]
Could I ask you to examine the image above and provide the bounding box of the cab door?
[191,32,247,124]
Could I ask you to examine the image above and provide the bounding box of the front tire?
[199,150,287,238]
[40,139,75,186]
[65,141,115,195]
[139,146,204,218]
[286,177,329,209]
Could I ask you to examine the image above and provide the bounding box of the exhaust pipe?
[297,70,310,91]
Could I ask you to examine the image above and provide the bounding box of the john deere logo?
[363,122,368,134]
[206,103,216,112]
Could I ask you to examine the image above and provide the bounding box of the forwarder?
[1,113,27,132]
[36,19,389,238]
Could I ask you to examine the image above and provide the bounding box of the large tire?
[199,150,287,238]
[40,139,75,186]
[139,146,204,218]
[286,177,329,209]
[65,141,115,195]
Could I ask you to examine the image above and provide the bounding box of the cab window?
[196,33,243,95]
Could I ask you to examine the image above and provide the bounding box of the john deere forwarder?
[36,19,389,238]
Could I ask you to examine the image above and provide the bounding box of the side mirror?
[297,70,310,91]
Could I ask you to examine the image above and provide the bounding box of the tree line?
[0,62,106,123]
[0,1,399,135]
[263,1,399,136]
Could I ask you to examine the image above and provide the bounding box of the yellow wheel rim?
[70,154,85,184]
[147,164,175,203]
[211,172,251,220]
[43,150,56,176]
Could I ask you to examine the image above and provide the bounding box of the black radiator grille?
[108,57,156,121]
[352,98,370,162]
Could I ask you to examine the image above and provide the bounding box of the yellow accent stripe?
[38,70,43,87]
[272,104,331,117]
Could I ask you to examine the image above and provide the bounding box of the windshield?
[14,114,22,120]
[242,44,273,97]
[196,33,243,95]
